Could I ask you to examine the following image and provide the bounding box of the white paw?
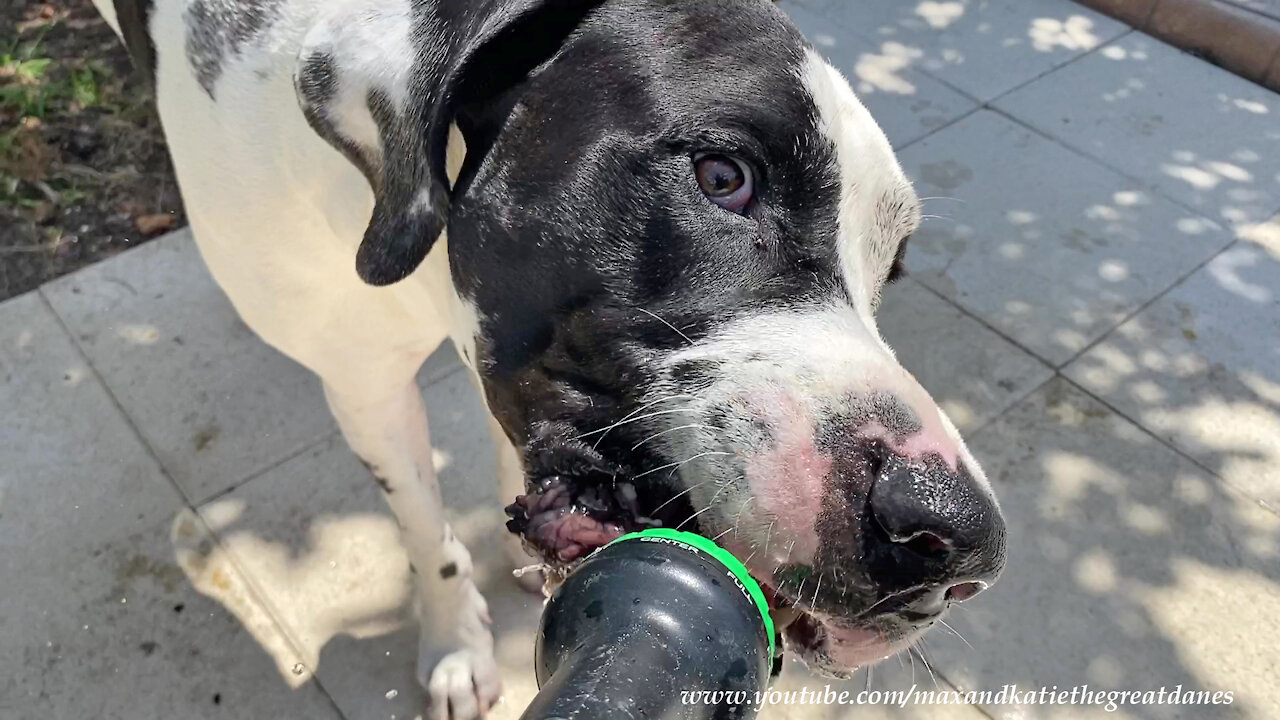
[417,585,500,719]
[421,648,501,720]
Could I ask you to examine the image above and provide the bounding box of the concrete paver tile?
[878,279,1054,432]
[0,509,341,720]
[42,230,460,503]
[996,33,1280,230]
[0,291,183,578]
[898,110,1233,367]
[1065,218,1280,510]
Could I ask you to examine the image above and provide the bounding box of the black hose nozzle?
[521,529,776,720]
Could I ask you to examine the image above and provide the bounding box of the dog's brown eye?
[694,153,753,213]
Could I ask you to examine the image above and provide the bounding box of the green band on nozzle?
[609,528,776,659]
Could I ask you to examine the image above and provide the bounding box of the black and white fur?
[95,0,1008,717]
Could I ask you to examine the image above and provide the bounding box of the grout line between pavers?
[1057,372,1280,518]
[35,288,194,507]
[905,275,1058,368]
[186,502,356,720]
[967,373,1061,440]
[894,106,984,152]
[919,233,1280,521]
[903,23,1277,244]
[1057,237,1241,369]
[985,102,1256,231]
[807,0,1136,113]
[967,363,1280,521]
[895,29,1135,152]
[36,287,355,719]
[979,29,1136,106]
[197,429,344,506]
[178,358,468,507]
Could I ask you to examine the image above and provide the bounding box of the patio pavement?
[3,0,1279,718]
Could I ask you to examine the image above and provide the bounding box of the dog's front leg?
[324,379,501,720]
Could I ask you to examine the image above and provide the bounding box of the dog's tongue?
[505,476,644,563]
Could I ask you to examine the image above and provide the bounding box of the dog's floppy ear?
[295,0,606,286]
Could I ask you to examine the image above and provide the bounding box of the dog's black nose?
[866,452,1006,596]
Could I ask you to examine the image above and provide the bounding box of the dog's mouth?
[503,473,907,675]
[503,420,683,583]
[504,474,659,569]
[501,422,943,676]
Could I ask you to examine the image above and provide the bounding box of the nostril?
[946,581,985,603]
[901,530,951,560]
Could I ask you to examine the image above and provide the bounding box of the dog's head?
[298,0,1007,676]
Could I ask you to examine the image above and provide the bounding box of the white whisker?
[677,481,731,531]
[649,479,713,515]
[731,493,756,539]
[676,502,716,531]
[637,307,693,345]
[631,450,730,480]
[629,424,709,452]
[914,647,939,690]
[939,619,973,650]
[588,408,702,449]
[574,394,694,441]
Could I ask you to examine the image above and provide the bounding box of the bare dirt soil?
[2,0,183,301]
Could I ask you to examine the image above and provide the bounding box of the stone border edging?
[1075,0,1280,91]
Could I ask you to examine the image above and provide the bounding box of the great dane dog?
[95,0,1008,716]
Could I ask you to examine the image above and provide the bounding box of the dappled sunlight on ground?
[855,43,926,95]
[195,500,413,667]
[1028,16,1102,52]
[903,111,1235,366]
[171,509,318,689]
[931,378,1280,718]
[915,1,966,30]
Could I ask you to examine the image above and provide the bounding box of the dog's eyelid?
[667,125,767,167]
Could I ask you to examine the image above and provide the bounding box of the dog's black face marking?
[185,0,284,98]
[450,0,840,451]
